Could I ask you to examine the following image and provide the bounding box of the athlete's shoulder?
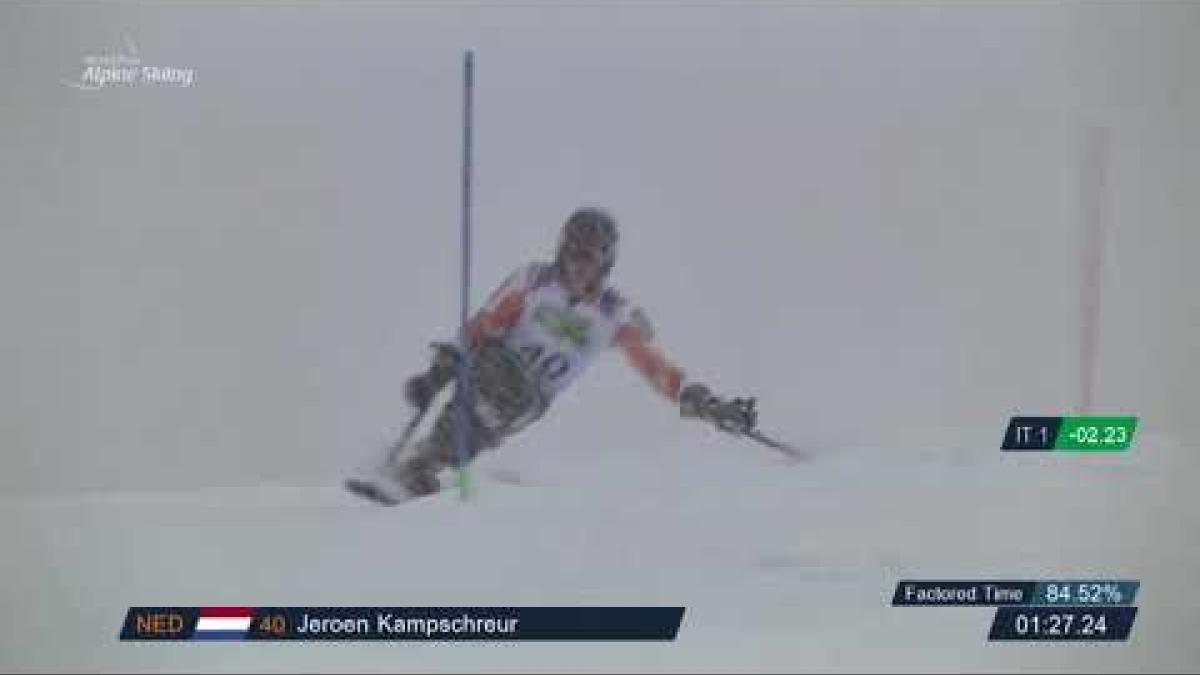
[600,283,657,341]
[595,286,654,339]
[593,285,626,316]
[527,261,559,289]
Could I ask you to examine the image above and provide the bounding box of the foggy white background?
[2,3,1199,673]
[2,4,1197,494]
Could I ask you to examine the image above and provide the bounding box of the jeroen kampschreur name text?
[293,611,519,638]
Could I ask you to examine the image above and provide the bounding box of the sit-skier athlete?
[347,207,766,505]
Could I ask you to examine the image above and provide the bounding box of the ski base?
[344,477,412,506]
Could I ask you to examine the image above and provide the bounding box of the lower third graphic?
[119,606,684,641]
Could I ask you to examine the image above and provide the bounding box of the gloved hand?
[404,372,439,411]
[709,396,757,434]
[679,382,757,435]
[404,342,462,411]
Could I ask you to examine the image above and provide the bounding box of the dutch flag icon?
[192,607,254,640]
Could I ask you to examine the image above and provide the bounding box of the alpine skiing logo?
[533,305,591,349]
[62,34,196,91]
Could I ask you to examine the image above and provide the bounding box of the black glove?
[710,396,757,434]
[428,342,461,380]
[680,382,757,435]
[404,373,439,411]
[404,342,462,410]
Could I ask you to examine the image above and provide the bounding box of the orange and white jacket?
[462,262,685,404]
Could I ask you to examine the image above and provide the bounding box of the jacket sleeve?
[463,265,533,348]
[612,307,685,402]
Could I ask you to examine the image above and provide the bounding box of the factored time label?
[893,580,1139,606]
[892,580,1140,642]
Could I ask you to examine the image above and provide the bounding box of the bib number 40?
[519,343,571,384]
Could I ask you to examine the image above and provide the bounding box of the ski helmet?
[556,206,619,290]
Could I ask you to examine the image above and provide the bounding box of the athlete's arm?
[463,266,534,348]
[613,312,755,432]
[613,310,685,402]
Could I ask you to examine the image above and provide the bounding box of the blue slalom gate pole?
[453,50,475,500]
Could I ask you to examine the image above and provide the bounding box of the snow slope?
[3,432,1196,672]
